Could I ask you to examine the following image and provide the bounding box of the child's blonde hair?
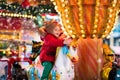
[39,20,61,37]
[45,20,61,34]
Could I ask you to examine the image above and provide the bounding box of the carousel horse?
[51,45,78,80]
[26,63,41,80]
[101,44,115,80]
[11,62,28,80]
[29,41,42,61]
[29,40,78,80]
[27,41,42,80]
[33,45,78,80]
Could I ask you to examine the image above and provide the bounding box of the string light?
[102,0,119,38]
[0,12,36,19]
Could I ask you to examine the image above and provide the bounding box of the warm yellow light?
[65,15,68,18]
[71,35,76,38]
[96,13,99,16]
[30,15,33,18]
[64,1,68,4]
[54,6,58,10]
[14,13,17,17]
[106,35,110,39]
[79,13,82,17]
[0,12,2,15]
[93,25,97,29]
[3,51,6,54]
[68,25,71,28]
[82,34,85,38]
[61,0,64,2]
[78,7,82,11]
[95,19,98,23]
[7,48,10,51]
[108,20,111,23]
[11,13,14,16]
[24,15,27,18]
[64,9,68,12]
[106,26,110,29]
[92,34,96,38]
[104,30,108,33]
[102,35,105,38]
[62,4,65,7]
[113,0,117,3]
[33,16,36,19]
[2,13,5,16]
[53,2,56,5]
[50,0,54,1]
[8,13,10,16]
[112,4,116,7]
[81,30,85,33]
[64,32,68,35]
[12,36,15,39]
[109,15,112,18]
[93,30,97,33]
[109,8,113,12]
[79,19,82,22]
[5,13,8,16]
[16,14,20,17]
[80,25,84,29]
[69,30,73,33]
[8,51,12,55]
[66,20,69,23]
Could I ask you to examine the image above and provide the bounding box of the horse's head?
[29,41,43,61]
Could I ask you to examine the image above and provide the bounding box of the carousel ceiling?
[0,0,120,39]
[50,0,120,39]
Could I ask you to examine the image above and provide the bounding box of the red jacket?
[39,33,64,63]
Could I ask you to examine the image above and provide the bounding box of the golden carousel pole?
[50,0,120,80]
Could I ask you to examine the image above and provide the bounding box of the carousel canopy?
[50,0,120,39]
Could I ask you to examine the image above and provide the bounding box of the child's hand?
[59,33,67,39]
[71,56,79,64]
[63,38,72,45]
[38,27,46,37]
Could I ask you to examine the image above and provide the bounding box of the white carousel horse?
[34,46,78,80]
[52,46,78,80]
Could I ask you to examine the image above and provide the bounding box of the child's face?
[52,26,61,38]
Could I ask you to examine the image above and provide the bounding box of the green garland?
[0,0,57,27]
[0,0,57,15]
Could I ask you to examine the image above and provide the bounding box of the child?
[38,20,72,80]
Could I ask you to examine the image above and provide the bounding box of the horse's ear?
[32,40,35,43]
[38,41,41,44]
[32,40,37,43]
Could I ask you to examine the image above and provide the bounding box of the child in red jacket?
[38,20,72,80]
